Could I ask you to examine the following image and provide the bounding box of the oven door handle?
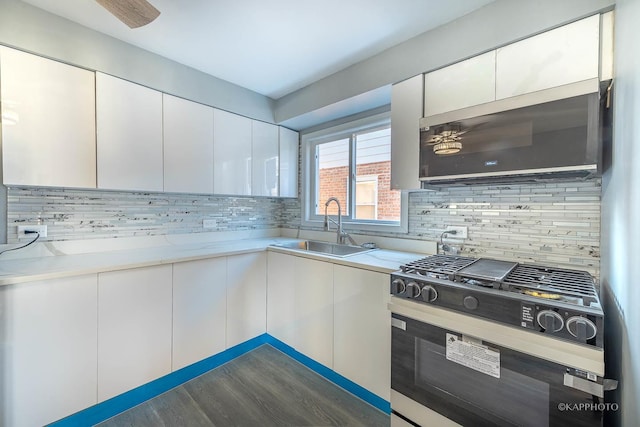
[391,317,407,330]
[563,373,618,398]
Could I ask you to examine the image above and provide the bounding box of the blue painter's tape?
[50,334,269,426]
[50,334,389,426]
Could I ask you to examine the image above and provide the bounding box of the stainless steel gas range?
[388,254,615,427]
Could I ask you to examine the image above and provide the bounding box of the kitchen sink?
[271,240,375,257]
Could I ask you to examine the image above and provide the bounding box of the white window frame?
[301,112,408,233]
[355,174,379,219]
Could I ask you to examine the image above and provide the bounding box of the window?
[303,113,407,232]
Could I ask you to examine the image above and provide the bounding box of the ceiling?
[21,0,495,100]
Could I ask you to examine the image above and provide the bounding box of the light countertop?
[0,232,426,286]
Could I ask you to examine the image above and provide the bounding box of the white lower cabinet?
[1,249,393,424]
[294,256,334,368]
[226,252,267,348]
[266,253,392,399]
[333,265,391,400]
[172,258,227,371]
[97,265,173,402]
[266,251,296,347]
[0,275,98,427]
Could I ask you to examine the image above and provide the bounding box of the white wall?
[274,0,615,124]
[601,0,640,425]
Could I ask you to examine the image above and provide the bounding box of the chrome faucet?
[324,197,357,245]
[324,197,342,243]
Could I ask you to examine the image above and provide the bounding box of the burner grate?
[401,255,476,276]
[503,264,598,301]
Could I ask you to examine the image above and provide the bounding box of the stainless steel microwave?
[419,79,612,186]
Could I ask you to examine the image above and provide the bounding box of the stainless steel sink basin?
[271,240,375,257]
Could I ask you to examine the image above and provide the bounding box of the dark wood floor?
[96,344,390,427]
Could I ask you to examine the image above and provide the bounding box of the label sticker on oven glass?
[446,333,500,378]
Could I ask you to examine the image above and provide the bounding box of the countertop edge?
[0,238,424,286]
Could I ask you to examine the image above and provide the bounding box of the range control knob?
[537,310,564,333]
[421,285,438,302]
[391,278,406,295]
[406,282,422,298]
[463,295,479,310]
[566,316,597,341]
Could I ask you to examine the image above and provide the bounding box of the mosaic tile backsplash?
[7,188,283,243]
[281,179,602,277]
[7,178,601,277]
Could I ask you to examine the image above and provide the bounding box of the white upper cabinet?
[600,11,614,81]
[163,94,214,194]
[213,109,252,195]
[496,15,600,99]
[96,73,163,192]
[0,47,96,188]
[391,75,423,190]
[424,51,496,117]
[278,127,299,198]
[423,14,602,118]
[251,120,279,197]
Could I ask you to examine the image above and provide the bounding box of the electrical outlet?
[445,225,467,239]
[203,219,217,229]
[17,225,47,238]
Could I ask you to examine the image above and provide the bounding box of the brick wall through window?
[317,161,400,220]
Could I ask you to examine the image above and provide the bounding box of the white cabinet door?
[333,265,390,400]
[496,15,600,99]
[266,251,296,347]
[226,252,267,348]
[0,275,98,427]
[424,51,496,116]
[97,265,172,402]
[213,109,252,195]
[172,258,227,371]
[0,46,96,188]
[391,75,423,190]
[163,94,214,194]
[600,11,614,81]
[96,73,163,192]
[294,257,334,368]
[251,120,279,196]
[278,127,299,198]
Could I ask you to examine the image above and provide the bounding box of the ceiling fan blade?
[95,0,160,29]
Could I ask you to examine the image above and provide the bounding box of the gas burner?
[400,255,476,278]
[391,254,604,347]
[397,255,599,306]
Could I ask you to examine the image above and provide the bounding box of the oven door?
[391,313,603,427]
